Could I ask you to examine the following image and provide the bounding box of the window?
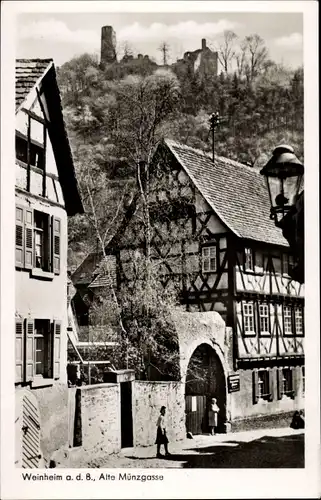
[253,369,272,403]
[295,307,304,336]
[278,367,294,399]
[283,305,293,335]
[202,246,217,273]
[282,253,295,276]
[15,318,61,384]
[244,247,254,271]
[16,114,46,196]
[15,205,61,275]
[259,304,270,335]
[16,135,45,170]
[34,320,51,376]
[243,302,255,334]
[34,211,50,270]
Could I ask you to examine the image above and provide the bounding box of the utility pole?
[209,112,221,163]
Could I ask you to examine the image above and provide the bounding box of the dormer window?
[202,246,217,273]
[244,247,254,271]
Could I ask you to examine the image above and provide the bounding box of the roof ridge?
[164,138,256,172]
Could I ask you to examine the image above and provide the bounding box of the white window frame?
[34,319,51,378]
[281,367,293,397]
[202,246,217,273]
[243,302,255,335]
[258,370,270,401]
[284,305,293,335]
[244,247,254,271]
[259,304,270,335]
[294,306,303,336]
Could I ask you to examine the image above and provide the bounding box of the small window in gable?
[202,246,217,273]
[244,247,254,271]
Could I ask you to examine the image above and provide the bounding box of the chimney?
[202,38,207,50]
[100,26,117,67]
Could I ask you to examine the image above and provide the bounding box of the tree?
[67,69,183,380]
[216,30,237,73]
[120,40,135,60]
[242,34,269,81]
[158,41,170,65]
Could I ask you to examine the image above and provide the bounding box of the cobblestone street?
[62,427,304,469]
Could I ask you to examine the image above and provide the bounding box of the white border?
[1,2,319,499]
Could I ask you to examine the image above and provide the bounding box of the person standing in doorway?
[155,406,170,457]
[208,398,220,435]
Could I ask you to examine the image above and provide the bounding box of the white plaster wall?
[15,192,68,382]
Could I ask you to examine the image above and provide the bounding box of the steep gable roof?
[164,139,288,247]
[15,59,53,110]
[15,59,84,216]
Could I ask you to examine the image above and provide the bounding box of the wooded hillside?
[57,32,304,271]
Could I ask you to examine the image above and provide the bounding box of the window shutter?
[25,319,34,382]
[15,205,24,267]
[277,368,283,400]
[52,217,61,275]
[15,318,24,383]
[252,369,259,404]
[45,215,52,272]
[25,208,33,270]
[268,369,274,402]
[52,320,61,379]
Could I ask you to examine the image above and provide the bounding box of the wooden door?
[185,395,206,435]
[21,391,42,468]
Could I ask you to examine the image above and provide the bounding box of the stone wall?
[15,384,72,464]
[74,383,121,454]
[133,381,185,446]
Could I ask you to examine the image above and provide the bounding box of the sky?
[16,11,303,69]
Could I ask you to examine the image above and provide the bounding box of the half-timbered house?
[74,138,304,429]
[15,59,83,466]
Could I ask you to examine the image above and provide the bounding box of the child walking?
[155,406,171,457]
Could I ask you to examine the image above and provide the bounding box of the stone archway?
[185,342,226,433]
[169,309,231,435]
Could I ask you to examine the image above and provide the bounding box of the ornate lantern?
[260,145,304,226]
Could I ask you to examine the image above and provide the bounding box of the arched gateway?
[170,309,231,436]
[185,342,226,434]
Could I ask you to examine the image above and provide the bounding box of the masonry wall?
[75,383,121,454]
[34,384,72,461]
[15,384,72,465]
[133,381,185,446]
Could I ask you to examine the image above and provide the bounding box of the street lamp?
[260,145,304,226]
[260,145,304,283]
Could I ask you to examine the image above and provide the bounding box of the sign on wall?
[228,374,240,393]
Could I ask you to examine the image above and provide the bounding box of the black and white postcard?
[0,1,319,499]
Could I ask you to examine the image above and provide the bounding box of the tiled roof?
[89,255,117,289]
[72,252,117,289]
[71,252,103,286]
[165,139,288,247]
[15,59,52,110]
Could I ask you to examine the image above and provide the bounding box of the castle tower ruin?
[100,26,117,66]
